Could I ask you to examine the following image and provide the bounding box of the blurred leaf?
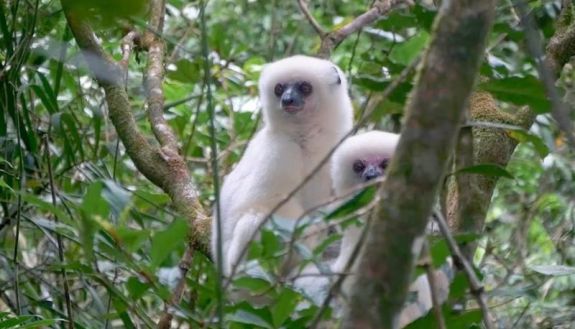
[102,179,132,216]
[233,277,273,295]
[167,59,201,83]
[82,181,110,219]
[530,265,575,276]
[126,276,151,299]
[479,76,551,113]
[456,164,514,179]
[150,219,187,268]
[507,130,549,158]
[271,289,300,327]
[389,31,429,65]
[449,272,469,300]
[227,310,272,328]
[61,0,148,27]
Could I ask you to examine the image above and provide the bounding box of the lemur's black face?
[352,157,389,182]
[273,80,313,114]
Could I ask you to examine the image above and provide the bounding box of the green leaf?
[456,164,514,179]
[271,289,300,327]
[227,310,273,328]
[389,31,429,65]
[448,272,469,300]
[17,319,63,329]
[31,85,57,114]
[166,59,201,83]
[82,181,109,219]
[233,277,273,294]
[326,186,377,220]
[507,129,549,158]
[0,177,14,192]
[116,227,150,252]
[480,76,551,113]
[429,238,450,268]
[126,276,150,299]
[530,265,575,276]
[150,219,188,268]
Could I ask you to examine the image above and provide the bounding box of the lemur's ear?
[331,66,342,85]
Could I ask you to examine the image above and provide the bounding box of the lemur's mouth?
[283,105,303,113]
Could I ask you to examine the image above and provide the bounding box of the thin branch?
[144,0,180,151]
[200,0,226,326]
[44,134,75,329]
[421,241,447,329]
[433,210,494,329]
[318,0,411,57]
[120,31,141,70]
[297,0,326,36]
[157,245,195,329]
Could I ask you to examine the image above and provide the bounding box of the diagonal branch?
[297,0,326,37]
[433,211,494,329]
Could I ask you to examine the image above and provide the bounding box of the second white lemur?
[331,131,451,327]
[213,55,353,275]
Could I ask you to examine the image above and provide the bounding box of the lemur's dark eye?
[380,159,389,170]
[352,160,365,173]
[274,83,284,97]
[298,81,313,96]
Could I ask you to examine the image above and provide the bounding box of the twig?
[318,0,412,57]
[296,0,326,36]
[422,240,447,329]
[157,245,195,329]
[433,210,494,329]
[199,0,225,327]
[44,133,75,328]
[120,31,141,70]
[144,0,180,152]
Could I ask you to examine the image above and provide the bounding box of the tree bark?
[342,1,497,328]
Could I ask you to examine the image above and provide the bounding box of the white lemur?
[331,131,451,327]
[213,55,353,275]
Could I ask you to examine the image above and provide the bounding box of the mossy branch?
[60,3,211,327]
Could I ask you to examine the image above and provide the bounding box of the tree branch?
[143,0,180,152]
[296,0,326,37]
[296,0,411,58]
[342,1,497,327]
[433,211,494,329]
[60,3,211,327]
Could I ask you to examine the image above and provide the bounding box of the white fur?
[330,131,451,327]
[213,55,353,275]
[331,131,400,281]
